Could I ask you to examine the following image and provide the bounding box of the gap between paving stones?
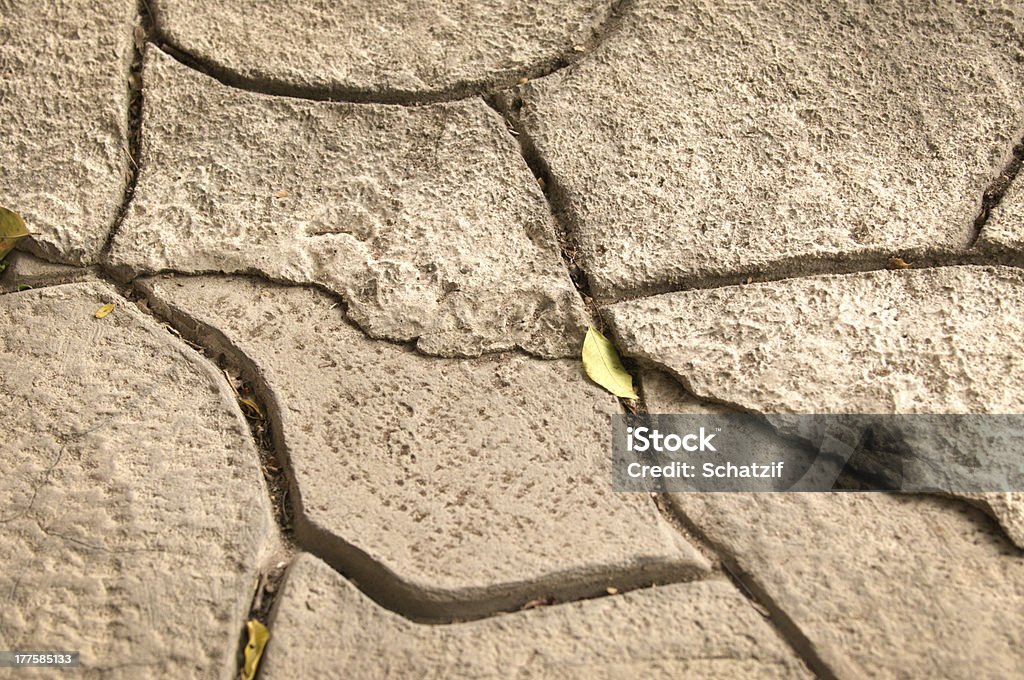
[667,499,841,680]
[130,272,716,624]
[971,135,1024,247]
[142,0,635,106]
[99,0,149,262]
[611,364,837,679]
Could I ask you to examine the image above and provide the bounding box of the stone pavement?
[1,1,1023,678]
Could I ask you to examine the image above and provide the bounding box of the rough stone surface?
[151,0,615,100]
[0,252,91,293]
[610,267,1024,544]
[0,282,276,678]
[261,553,810,679]
[0,0,133,265]
[607,266,1024,415]
[513,0,1024,299]
[139,274,707,619]
[109,49,587,358]
[980,167,1024,254]
[671,492,1024,679]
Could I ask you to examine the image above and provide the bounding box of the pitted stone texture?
[0,0,133,265]
[139,274,707,619]
[0,252,91,293]
[672,493,1024,679]
[151,0,614,100]
[608,266,1024,544]
[513,0,1024,299]
[0,283,276,678]
[607,266,1024,414]
[262,553,810,679]
[980,164,1024,255]
[109,49,586,358]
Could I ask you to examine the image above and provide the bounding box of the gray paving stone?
[261,553,810,679]
[150,0,615,100]
[109,48,586,358]
[0,282,277,678]
[671,492,1024,679]
[0,0,134,265]
[139,274,708,620]
[511,0,1024,299]
[608,266,1024,544]
[980,171,1024,255]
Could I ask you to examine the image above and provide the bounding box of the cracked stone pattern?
[513,0,1024,299]
[671,492,1024,679]
[0,0,133,265]
[609,266,1024,546]
[139,274,707,619]
[981,166,1024,254]
[108,49,587,358]
[261,553,810,679]
[0,282,276,679]
[151,0,615,99]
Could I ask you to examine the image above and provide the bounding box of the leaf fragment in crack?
[242,619,269,680]
[238,397,263,420]
[582,327,638,399]
[0,206,30,262]
[94,303,116,319]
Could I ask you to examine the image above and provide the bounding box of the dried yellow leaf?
[582,327,638,399]
[95,303,116,319]
[241,619,269,680]
[888,256,910,270]
[0,205,30,262]
[238,397,263,420]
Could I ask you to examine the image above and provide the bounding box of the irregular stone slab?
[512,0,1024,299]
[262,553,810,679]
[607,266,1024,414]
[151,0,615,101]
[0,252,91,293]
[108,49,586,358]
[610,268,1024,543]
[0,0,133,264]
[139,274,708,620]
[0,282,276,679]
[671,492,1024,679]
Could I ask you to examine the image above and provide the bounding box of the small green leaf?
[0,205,30,262]
[242,619,269,680]
[582,327,638,399]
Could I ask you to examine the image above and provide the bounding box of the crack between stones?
[144,0,633,107]
[601,251,1024,305]
[969,134,1024,247]
[608,370,829,679]
[655,488,839,679]
[103,265,571,362]
[111,278,297,680]
[99,0,148,262]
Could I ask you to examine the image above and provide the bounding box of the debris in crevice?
[100,0,149,260]
[970,138,1024,247]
